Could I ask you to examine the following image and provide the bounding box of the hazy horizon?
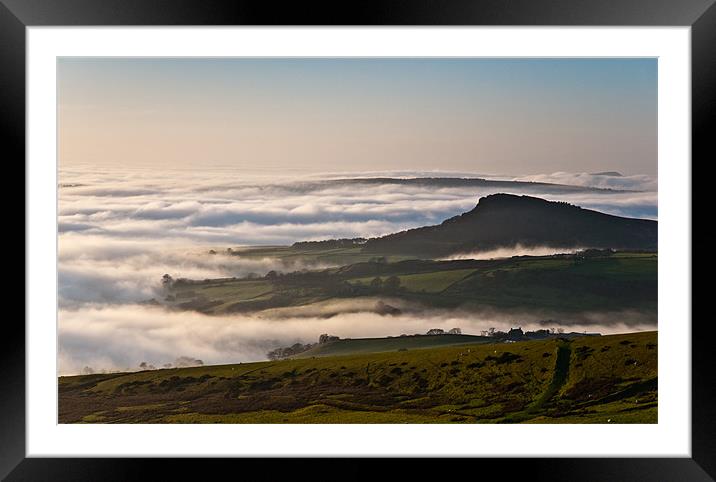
[59,58,657,176]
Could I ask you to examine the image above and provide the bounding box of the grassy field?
[351,268,478,293]
[59,331,657,424]
[296,334,492,358]
[436,253,657,312]
[227,246,411,267]
[166,251,657,316]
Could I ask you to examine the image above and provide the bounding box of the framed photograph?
[5,0,712,479]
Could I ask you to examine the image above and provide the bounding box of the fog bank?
[59,302,656,375]
[443,244,586,260]
[57,167,658,375]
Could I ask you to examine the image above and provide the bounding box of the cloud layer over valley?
[59,303,656,376]
[57,167,657,374]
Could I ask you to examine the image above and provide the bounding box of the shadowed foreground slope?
[59,331,657,424]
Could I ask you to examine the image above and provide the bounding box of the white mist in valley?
[59,301,656,376]
[442,244,586,261]
[59,240,337,307]
[58,167,658,375]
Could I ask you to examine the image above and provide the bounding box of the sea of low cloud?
[58,167,657,374]
[59,302,656,376]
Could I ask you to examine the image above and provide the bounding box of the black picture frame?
[3,0,711,479]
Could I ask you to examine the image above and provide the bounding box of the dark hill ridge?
[272,177,640,196]
[362,193,657,258]
[591,171,623,177]
[305,176,636,193]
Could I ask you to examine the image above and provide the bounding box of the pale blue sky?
[58,58,657,175]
